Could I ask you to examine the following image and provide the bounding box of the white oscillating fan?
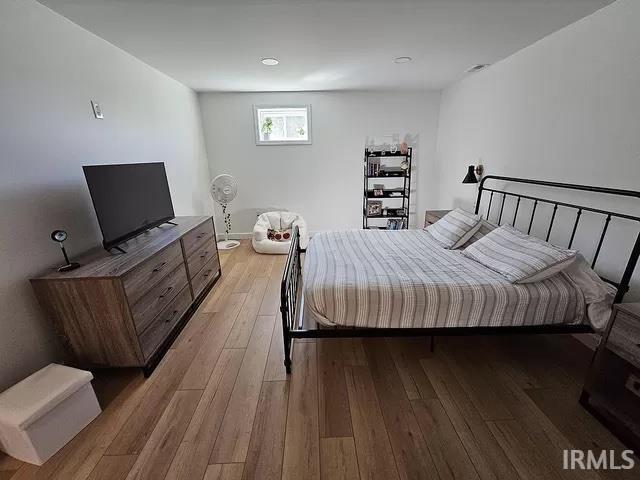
[210,174,240,250]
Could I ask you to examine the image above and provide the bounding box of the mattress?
[303,229,587,329]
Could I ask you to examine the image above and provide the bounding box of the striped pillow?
[460,219,497,248]
[425,208,481,249]
[461,225,577,283]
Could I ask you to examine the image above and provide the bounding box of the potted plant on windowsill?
[262,117,273,141]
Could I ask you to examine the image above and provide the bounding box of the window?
[253,105,312,145]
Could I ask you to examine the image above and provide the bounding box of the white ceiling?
[39,0,613,92]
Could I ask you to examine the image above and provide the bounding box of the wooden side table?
[581,303,640,451]
[424,210,451,228]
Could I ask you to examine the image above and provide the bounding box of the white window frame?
[253,104,312,145]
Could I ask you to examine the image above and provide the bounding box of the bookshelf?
[363,147,412,229]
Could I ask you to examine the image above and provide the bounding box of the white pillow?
[425,208,481,249]
[451,221,482,249]
[461,225,577,283]
[462,219,497,247]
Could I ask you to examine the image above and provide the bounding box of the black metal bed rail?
[280,225,302,373]
[476,175,640,303]
[289,324,593,339]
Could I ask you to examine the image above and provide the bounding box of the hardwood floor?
[4,240,638,479]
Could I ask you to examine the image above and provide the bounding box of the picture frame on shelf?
[367,200,383,216]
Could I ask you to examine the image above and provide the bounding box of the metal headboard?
[475,175,640,303]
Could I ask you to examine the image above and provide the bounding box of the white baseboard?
[216,233,253,240]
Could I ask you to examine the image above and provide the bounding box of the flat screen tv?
[83,162,175,250]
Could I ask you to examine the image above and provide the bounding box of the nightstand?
[424,210,450,228]
[581,303,640,451]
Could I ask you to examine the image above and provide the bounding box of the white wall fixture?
[90,100,103,119]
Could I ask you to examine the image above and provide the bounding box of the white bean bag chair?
[252,211,309,254]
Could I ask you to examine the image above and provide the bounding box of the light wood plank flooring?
[4,241,638,479]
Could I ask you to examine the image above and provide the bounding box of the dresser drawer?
[139,286,192,359]
[608,312,640,368]
[130,263,189,333]
[191,256,220,299]
[187,238,218,278]
[123,242,183,305]
[183,220,215,259]
[589,347,640,427]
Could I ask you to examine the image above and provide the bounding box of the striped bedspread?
[302,229,586,329]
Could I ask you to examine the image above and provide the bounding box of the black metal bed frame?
[280,175,640,373]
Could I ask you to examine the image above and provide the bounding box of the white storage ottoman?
[0,364,101,465]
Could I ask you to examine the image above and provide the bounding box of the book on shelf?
[367,158,381,176]
[386,218,405,230]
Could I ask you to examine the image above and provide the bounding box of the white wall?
[0,0,211,390]
[199,91,440,234]
[434,0,640,298]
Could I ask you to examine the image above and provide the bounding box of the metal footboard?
[280,225,303,374]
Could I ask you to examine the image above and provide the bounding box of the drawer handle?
[165,309,179,323]
[203,269,212,278]
[159,286,174,299]
[200,251,209,258]
[626,374,640,398]
[152,261,167,273]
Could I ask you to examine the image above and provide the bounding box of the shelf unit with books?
[363,147,412,230]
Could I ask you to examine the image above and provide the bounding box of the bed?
[280,176,640,373]
[304,228,588,330]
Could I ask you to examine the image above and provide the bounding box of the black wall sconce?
[462,164,484,184]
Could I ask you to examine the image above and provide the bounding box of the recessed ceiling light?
[394,56,412,64]
[261,57,279,66]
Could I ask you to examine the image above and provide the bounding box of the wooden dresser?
[31,216,220,372]
[581,303,640,451]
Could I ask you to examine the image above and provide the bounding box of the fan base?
[217,239,241,250]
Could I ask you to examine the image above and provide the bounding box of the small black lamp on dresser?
[581,303,640,451]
